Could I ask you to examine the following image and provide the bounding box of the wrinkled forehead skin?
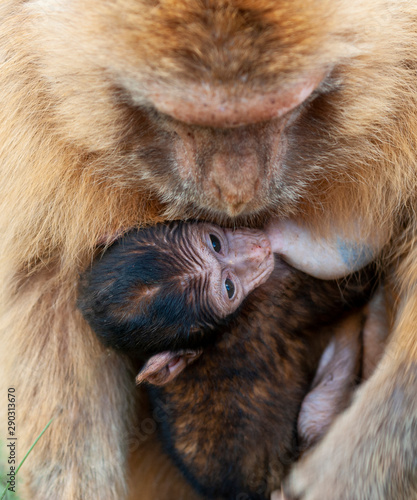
[151,222,227,325]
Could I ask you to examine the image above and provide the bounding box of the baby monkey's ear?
[136,349,202,386]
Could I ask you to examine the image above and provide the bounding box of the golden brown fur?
[1,1,417,499]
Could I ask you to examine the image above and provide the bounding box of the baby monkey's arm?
[272,285,391,500]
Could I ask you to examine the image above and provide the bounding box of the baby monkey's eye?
[225,278,235,299]
[210,234,221,253]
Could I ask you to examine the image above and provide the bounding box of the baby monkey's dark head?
[78,221,273,381]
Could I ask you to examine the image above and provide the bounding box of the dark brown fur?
[78,224,377,500]
[148,262,374,500]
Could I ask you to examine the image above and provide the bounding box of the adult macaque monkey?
[0,0,416,499]
[77,221,381,500]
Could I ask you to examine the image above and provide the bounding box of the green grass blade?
[1,418,54,500]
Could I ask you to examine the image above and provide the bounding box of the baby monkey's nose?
[249,236,272,260]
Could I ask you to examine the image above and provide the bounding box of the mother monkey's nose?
[204,149,261,217]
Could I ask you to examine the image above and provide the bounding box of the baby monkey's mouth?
[243,234,275,293]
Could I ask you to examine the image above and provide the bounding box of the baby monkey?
[78,221,380,500]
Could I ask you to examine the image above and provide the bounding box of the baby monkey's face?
[136,222,275,386]
[186,223,275,318]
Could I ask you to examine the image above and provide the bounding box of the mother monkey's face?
[35,0,386,231]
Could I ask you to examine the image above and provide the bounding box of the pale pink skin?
[136,349,203,386]
[197,224,275,315]
[265,219,388,280]
[149,75,323,128]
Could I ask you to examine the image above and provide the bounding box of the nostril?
[209,176,257,207]
[206,177,253,215]
[230,200,246,213]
